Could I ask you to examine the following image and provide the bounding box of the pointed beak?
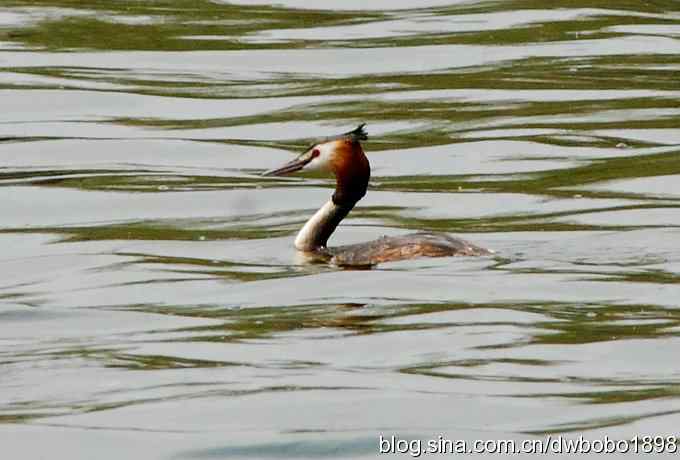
[262,154,311,177]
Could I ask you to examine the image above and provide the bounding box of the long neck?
[294,200,355,251]
[295,142,370,252]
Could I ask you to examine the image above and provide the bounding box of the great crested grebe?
[263,124,491,266]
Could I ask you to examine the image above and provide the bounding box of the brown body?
[263,124,491,266]
[330,232,490,267]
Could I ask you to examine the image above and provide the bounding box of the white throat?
[295,200,362,251]
[294,200,337,251]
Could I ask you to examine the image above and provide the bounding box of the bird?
[263,124,491,266]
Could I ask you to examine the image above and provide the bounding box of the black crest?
[305,123,368,152]
[344,123,368,142]
[323,123,367,144]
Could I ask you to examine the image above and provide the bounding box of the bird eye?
[311,149,320,158]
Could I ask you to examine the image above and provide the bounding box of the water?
[2,1,680,458]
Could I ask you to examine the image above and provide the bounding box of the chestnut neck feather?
[294,141,370,251]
